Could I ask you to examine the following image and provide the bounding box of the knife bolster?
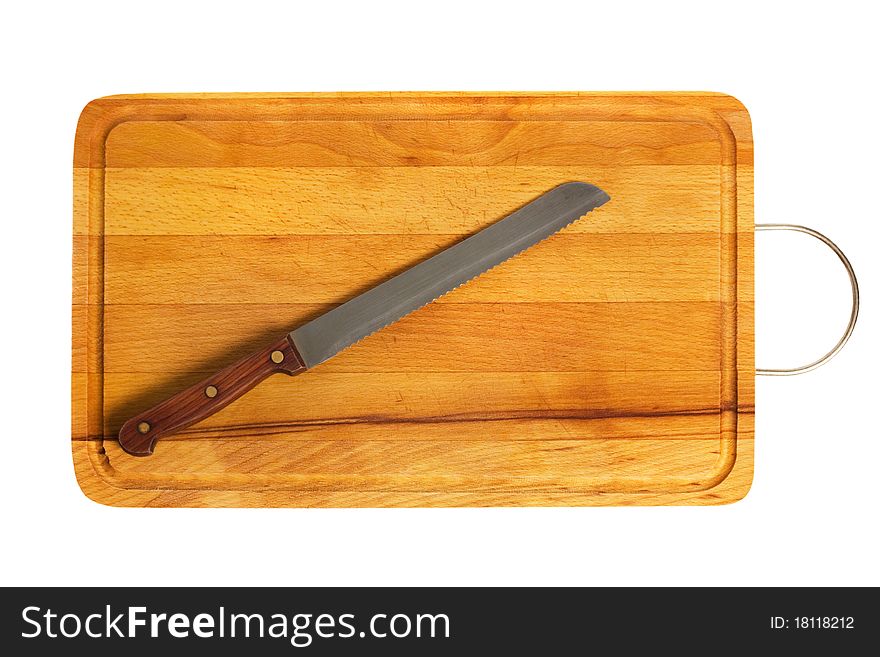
[118,335,306,456]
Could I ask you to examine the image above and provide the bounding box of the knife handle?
[118,335,306,456]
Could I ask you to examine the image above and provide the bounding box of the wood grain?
[101,234,729,304]
[103,166,723,235]
[72,92,754,506]
[98,302,727,373]
[76,370,751,439]
[102,119,722,168]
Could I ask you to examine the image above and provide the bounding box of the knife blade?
[119,182,610,455]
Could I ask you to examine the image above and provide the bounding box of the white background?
[1,0,877,586]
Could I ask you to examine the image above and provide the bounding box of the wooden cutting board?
[72,92,754,506]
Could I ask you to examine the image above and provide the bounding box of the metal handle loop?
[755,224,859,376]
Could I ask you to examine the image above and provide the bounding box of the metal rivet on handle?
[137,421,151,434]
[205,385,218,398]
[270,350,285,364]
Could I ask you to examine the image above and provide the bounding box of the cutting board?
[72,92,754,506]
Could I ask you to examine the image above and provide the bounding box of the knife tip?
[559,181,611,206]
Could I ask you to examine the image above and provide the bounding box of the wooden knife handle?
[118,335,306,456]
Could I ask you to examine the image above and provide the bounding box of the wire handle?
[755,224,859,376]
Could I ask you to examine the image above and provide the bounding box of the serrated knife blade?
[291,182,610,366]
